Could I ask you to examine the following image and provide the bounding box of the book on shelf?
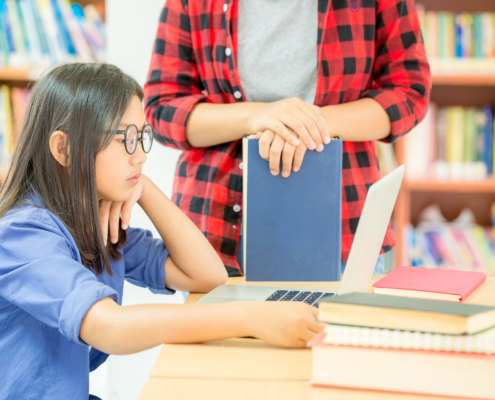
[404,223,495,274]
[308,327,495,399]
[418,4,495,75]
[0,0,105,69]
[317,292,495,335]
[404,103,495,181]
[0,84,29,169]
[372,266,486,302]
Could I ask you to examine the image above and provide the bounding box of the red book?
[373,267,486,302]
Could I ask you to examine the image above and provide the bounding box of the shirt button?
[225,47,232,56]
[239,162,244,170]
[233,225,237,229]
[234,91,242,99]
[233,204,241,212]
[223,3,228,12]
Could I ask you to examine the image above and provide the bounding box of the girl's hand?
[247,302,326,348]
[99,175,148,245]
[248,98,329,152]
[255,130,308,178]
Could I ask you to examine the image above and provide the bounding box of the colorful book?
[372,266,486,302]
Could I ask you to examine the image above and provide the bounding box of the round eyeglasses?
[116,124,154,155]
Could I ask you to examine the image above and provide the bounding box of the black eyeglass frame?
[115,123,154,155]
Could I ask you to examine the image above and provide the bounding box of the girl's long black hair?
[0,63,144,276]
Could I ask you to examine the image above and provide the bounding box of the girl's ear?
[49,131,70,167]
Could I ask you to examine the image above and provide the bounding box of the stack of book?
[417,4,495,74]
[311,291,495,398]
[404,223,495,273]
[0,84,29,169]
[0,0,105,69]
[404,103,495,181]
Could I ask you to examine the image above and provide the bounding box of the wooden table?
[139,277,495,400]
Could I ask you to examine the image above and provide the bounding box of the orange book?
[308,330,495,399]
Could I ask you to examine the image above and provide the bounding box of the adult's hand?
[99,175,148,245]
[255,130,308,177]
[248,98,329,151]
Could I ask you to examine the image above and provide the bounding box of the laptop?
[197,164,405,307]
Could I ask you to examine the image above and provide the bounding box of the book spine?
[482,105,494,175]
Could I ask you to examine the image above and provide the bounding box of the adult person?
[144,0,431,276]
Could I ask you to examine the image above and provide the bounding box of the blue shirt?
[0,199,173,399]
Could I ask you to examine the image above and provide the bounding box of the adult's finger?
[258,130,275,160]
[109,201,123,244]
[267,120,301,147]
[278,113,316,150]
[99,200,112,246]
[292,143,307,172]
[300,103,330,144]
[290,108,325,151]
[268,135,285,176]
[281,141,296,178]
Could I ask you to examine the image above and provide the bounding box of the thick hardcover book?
[242,136,342,282]
[318,292,495,334]
[307,330,495,399]
[372,266,486,302]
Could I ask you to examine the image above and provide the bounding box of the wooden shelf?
[0,69,34,82]
[404,179,495,193]
[432,74,495,86]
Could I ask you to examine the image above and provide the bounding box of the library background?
[1,0,495,398]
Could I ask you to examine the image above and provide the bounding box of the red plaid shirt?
[144,0,431,276]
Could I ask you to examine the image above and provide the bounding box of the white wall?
[90,1,186,399]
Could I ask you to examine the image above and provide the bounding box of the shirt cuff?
[58,280,119,346]
[362,88,414,143]
[126,248,176,296]
[154,93,209,151]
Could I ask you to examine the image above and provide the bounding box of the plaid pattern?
[144,0,431,276]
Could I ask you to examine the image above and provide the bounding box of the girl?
[144,0,431,276]
[0,63,325,400]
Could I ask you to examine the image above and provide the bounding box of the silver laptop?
[197,165,405,307]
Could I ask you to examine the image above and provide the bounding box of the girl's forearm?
[137,177,227,291]
[186,102,265,148]
[81,298,253,355]
[321,98,391,142]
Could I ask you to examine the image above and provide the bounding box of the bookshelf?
[390,0,495,269]
[0,0,105,181]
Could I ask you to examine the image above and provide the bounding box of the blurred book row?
[0,0,105,69]
[0,85,29,169]
[417,4,495,74]
[402,204,495,275]
[403,103,495,181]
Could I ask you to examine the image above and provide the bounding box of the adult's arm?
[330,0,431,143]
[143,0,328,152]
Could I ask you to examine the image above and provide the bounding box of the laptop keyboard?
[265,290,335,307]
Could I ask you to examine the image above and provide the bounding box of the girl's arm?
[80,296,325,353]
[136,175,228,293]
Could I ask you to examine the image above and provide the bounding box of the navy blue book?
[242,137,342,282]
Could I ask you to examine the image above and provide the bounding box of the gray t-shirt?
[237,0,318,104]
